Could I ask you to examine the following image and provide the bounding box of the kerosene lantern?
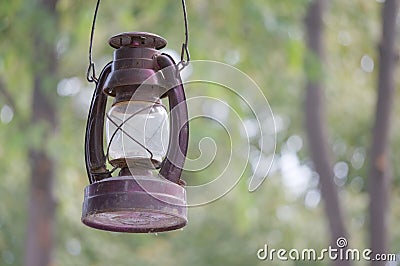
[81,31,189,233]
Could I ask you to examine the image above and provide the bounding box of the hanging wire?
[178,0,190,71]
[86,0,190,80]
[86,0,101,83]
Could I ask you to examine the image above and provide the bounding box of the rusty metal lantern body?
[82,32,189,233]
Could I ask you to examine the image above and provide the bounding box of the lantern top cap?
[109,32,167,50]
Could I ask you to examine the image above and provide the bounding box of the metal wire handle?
[87,0,101,83]
[86,0,191,83]
[179,0,190,70]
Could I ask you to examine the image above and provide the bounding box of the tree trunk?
[304,1,350,265]
[24,0,58,265]
[368,0,399,264]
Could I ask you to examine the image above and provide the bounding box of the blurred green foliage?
[0,0,399,265]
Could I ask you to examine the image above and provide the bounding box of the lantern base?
[81,176,187,233]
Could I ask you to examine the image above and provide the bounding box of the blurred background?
[0,0,399,265]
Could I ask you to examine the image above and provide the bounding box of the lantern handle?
[178,0,190,71]
[85,62,113,183]
[157,54,189,184]
[87,0,101,83]
[86,0,190,82]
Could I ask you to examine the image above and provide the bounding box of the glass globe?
[106,100,169,167]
